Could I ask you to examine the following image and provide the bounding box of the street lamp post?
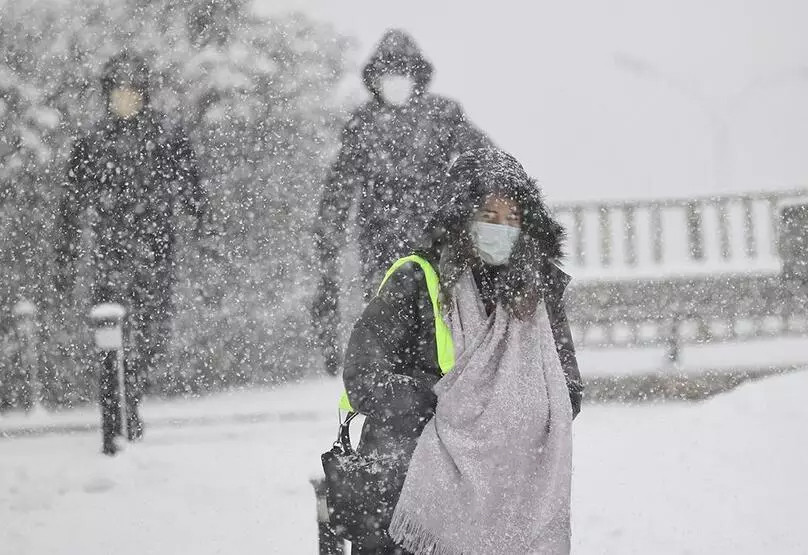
[614,52,808,191]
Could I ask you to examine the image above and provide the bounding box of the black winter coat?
[314,30,490,294]
[55,108,207,312]
[343,254,583,463]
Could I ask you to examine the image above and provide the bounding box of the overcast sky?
[256,0,808,202]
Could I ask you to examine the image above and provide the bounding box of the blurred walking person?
[313,29,490,375]
[54,51,210,455]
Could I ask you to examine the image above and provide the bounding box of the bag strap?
[337,254,455,413]
[334,410,360,453]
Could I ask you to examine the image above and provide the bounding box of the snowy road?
[1,373,806,554]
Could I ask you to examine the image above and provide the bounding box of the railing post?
[779,200,808,303]
[768,196,780,256]
[717,199,731,260]
[624,206,637,266]
[665,317,682,368]
[686,201,704,261]
[650,204,664,264]
[599,207,612,266]
[742,197,756,258]
[572,207,585,266]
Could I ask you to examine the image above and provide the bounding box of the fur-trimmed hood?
[362,29,434,100]
[423,148,567,313]
[426,148,565,261]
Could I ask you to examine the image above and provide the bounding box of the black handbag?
[321,412,407,547]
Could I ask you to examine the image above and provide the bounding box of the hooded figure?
[313,29,490,375]
[342,148,582,553]
[54,51,209,455]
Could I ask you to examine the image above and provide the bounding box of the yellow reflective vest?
[338,254,455,412]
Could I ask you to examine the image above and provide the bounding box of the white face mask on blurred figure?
[109,87,144,119]
[378,74,415,107]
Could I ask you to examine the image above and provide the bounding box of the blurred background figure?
[312,28,491,376]
[54,51,210,455]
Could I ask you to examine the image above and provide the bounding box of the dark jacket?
[314,29,490,293]
[344,254,582,462]
[55,106,206,310]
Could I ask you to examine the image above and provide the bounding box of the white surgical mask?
[109,87,144,119]
[378,75,415,106]
[470,221,520,266]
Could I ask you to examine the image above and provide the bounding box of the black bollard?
[310,478,344,555]
[89,303,128,449]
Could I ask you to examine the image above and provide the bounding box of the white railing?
[552,189,808,282]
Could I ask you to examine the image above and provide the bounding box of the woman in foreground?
[343,148,583,554]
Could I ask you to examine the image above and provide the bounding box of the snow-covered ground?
[576,336,808,377]
[1,371,807,554]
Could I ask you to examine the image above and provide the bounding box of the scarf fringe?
[389,509,464,555]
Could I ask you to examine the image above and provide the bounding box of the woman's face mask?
[470,195,522,265]
[470,221,521,266]
[378,74,415,106]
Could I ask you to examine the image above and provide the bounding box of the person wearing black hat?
[312,29,491,376]
[54,51,210,455]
